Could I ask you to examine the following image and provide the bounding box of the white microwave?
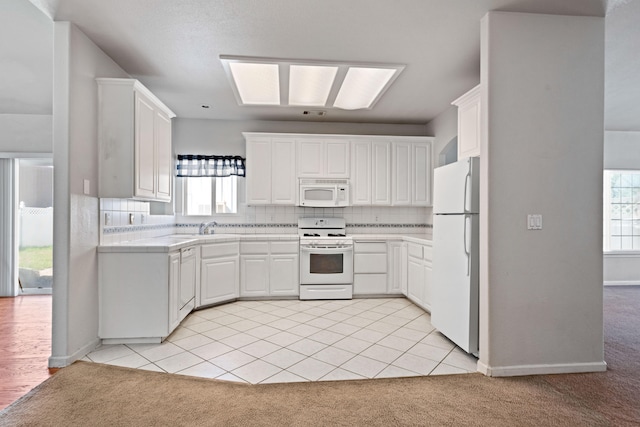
[299,179,349,207]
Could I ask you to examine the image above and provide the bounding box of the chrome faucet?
[199,220,218,235]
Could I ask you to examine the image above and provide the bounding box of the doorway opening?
[17,158,53,295]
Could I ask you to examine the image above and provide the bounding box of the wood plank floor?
[0,295,55,411]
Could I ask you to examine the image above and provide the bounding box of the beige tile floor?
[85,298,478,384]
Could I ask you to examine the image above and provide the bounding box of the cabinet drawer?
[240,241,269,254]
[407,243,423,259]
[354,253,387,274]
[201,242,239,259]
[270,241,299,254]
[354,274,388,294]
[354,242,387,253]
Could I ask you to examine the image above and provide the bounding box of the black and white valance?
[176,155,246,177]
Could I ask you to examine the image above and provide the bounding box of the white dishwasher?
[179,246,197,320]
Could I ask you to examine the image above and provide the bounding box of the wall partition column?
[0,158,18,297]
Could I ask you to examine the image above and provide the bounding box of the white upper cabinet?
[351,140,391,206]
[244,133,431,207]
[298,139,350,178]
[350,141,372,205]
[245,135,297,205]
[97,78,176,202]
[391,138,433,206]
[452,84,481,159]
[371,141,392,205]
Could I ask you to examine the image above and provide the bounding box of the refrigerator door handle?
[463,214,471,276]
[463,168,471,213]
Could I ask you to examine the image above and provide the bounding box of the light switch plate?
[104,212,111,226]
[527,214,543,230]
[83,179,90,195]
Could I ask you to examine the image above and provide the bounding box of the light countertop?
[98,233,431,253]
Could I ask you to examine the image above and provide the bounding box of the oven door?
[300,245,354,285]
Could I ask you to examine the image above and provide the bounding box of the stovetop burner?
[327,233,346,237]
[303,233,321,237]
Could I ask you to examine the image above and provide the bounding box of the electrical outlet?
[104,212,112,226]
[141,213,146,224]
[129,213,135,225]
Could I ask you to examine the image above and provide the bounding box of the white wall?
[478,12,605,376]
[425,105,459,168]
[0,0,53,154]
[173,118,428,156]
[603,130,640,284]
[424,105,459,226]
[50,22,129,367]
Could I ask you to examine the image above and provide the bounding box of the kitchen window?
[603,170,640,251]
[176,154,245,215]
[182,176,237,215]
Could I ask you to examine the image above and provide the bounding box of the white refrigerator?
[431,157,479,355]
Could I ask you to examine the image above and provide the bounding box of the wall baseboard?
[48,338,101,368]
[477,360,607,377]
[604,281,640,286]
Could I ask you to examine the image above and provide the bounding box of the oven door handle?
[300,246,353,253]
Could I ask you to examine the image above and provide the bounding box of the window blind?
[176,155,246,177]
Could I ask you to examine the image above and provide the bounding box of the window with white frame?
[603,170,640,251]
[183,176,237,215]
[176,154,244,216]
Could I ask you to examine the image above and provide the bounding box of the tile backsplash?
[100,198,174,245]
[100,200,432,245]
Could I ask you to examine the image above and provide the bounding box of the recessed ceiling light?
[333,67,398,110]
[228,62,280,105]
[220,56,404,110]
[289,65,338,106]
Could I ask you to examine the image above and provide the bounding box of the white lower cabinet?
[406,241,433,312]
[99,250,191,343]
[240,241,299,297]
[354,242,388,296]
[388,240,406,295]
[200,242,240,306]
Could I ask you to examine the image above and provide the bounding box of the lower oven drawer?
[299,284,353,300]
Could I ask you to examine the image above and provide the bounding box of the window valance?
[176,155,246,177]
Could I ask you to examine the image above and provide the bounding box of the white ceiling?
[24,0,639,130]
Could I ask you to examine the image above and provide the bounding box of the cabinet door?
[423,261,432,312]
[456,85,482,159]
[168,252,181,332]
[351,141,371,205]
[412,143,431,206]
[200,257,239,306]
[325,140,350,178]
[392,142,411,205]
[179,250,196,309]
[271,139,297,204]
[372,141,391,205]
[240,255,269,297]
[407,256,425,308]
[155,111,172,202]
[246,139,272,205]
[269,254,299,296]
[297,140,324,177]
[134,92,157,199]
[388,242,404,295]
